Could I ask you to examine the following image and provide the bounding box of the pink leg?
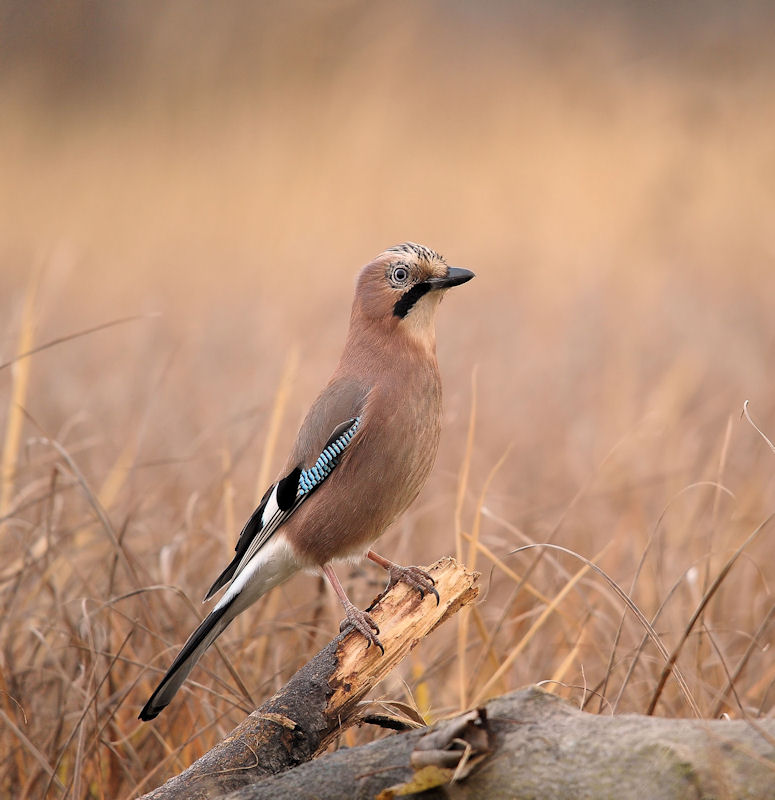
[322,563,383,653]
[367,550,439,605]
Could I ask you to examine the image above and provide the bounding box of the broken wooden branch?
[141,556,479,800]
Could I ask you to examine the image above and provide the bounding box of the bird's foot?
[387,564,440,605]
[339,605,384,654]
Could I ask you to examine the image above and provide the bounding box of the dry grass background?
[2,1,775,796]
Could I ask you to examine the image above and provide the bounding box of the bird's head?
[351,243,474,349]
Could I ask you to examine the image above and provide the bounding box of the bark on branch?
[141,556,479,800]
[223,687,775,800]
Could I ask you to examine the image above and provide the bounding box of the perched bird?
[139,242,474,721]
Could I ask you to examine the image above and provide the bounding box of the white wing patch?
[261,485,281,528]
[217,536,298,612]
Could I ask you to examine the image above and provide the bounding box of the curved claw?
[388,564,440,606]
[340,606,384,654]
[368,638,385,656]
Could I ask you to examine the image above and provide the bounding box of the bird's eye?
[391,266,410,285]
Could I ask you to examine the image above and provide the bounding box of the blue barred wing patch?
[298,416,361,495]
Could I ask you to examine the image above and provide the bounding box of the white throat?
[400,291,442,351]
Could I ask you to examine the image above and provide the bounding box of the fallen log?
[222,687,775,800]
[141,556,479,800]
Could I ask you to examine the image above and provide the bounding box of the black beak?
[428,267,476,290]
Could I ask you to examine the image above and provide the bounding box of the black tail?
[139,602,232,721]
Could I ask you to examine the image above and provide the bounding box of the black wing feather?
[203,417,361,602]
[276,466,302,511]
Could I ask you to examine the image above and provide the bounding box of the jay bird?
[139,242,474,720]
